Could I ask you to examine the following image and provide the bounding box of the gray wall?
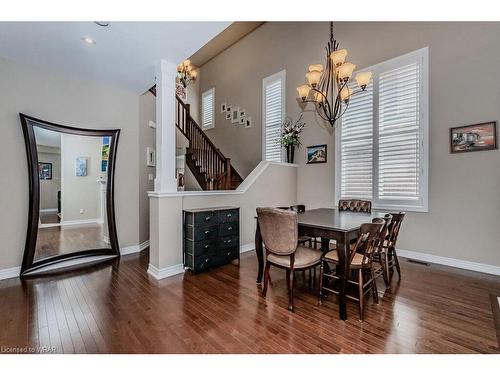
[0,56,140,270]
[198,22,500,266]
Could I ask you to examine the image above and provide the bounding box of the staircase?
[150,86,243,190]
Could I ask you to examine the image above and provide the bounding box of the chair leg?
[370,268,379,304]
[380,252,390,287]
[286,269,295,311]
[384,250,391,287]
[262,261,271,297]
[392,247,402,279]
[318,261,324,305]
[358,269,364,321]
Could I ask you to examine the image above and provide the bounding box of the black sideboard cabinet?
[183,206,240,274]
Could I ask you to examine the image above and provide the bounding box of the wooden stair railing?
[149,86,242,190]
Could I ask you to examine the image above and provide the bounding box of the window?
[201,87,215,130]
[336,48,428,212]
[262,70,286,162]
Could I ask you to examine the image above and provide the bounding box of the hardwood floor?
[35,224,109,260]
[0,250,499,354]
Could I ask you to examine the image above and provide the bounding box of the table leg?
[255,221,264,284]
[337,236,348,320]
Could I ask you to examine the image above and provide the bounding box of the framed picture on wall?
[450,121,497,153]
[245,117,252,128]
[38,162,52,180]
[306,144,327,164]
[221,103,227,113]
[146,147,156,167]
[225,112,232,121]
[176,83,187,101]
[231,106,240,123]
[75,157,88,176]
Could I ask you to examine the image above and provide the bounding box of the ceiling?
[0,22,231,93]
[189,22,264,67]
[34,127,61,148]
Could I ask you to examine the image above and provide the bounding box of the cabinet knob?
[227,251,231,256]
[204,244,209,248]
[205,216,211,221]
[205,259,209,263]
[204,230,210,234]
[228,226,232,230]
[227,213,232,217]
[227,239,232,243]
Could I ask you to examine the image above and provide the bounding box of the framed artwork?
[225,112,232,121]
[38,162,52,180]
[239,109,246,118]
[450,121,497,153]
[245,116,252,128]
[101,136,110,172]
[306,144,327,164]
[146,147,156,167]
[231,106,240,123]
[239,116,246,125]
[221,103,227,113]
[75,157,88,176]
[226,105,232,113]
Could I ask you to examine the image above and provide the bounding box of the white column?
[154,59,178,193]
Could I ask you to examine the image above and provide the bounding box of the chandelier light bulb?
[331,49,348,66]
[337,62,356,81]
[296,85,311,101]
[306,70,322,87]
[355,71,372,89]
[183,60,191,67]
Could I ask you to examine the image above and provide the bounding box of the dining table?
[254,207,386,320]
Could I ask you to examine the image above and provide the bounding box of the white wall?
[0,56,140,270]
[149,162,298,273]
[60,134,102,222]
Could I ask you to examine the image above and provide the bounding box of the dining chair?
[319,218,384,321]
[338,199,372,213]
[377,212,405,286]
[257,207,322,311]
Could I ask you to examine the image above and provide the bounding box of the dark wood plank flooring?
[0,250,499,354]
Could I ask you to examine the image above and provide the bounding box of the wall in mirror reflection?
[34,126,111,261]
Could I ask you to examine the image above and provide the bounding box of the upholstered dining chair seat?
[267,246,322,269]
[324,250,366,267]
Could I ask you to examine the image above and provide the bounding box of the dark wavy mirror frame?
[19,113,121,277]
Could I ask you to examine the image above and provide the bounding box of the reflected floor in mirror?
[0,251,499,353]
[35,224,109,260]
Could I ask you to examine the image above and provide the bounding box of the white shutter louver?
[263,72,285,162]
[202,88,215,130]
[340,84,373,199]
[378,62,420,201]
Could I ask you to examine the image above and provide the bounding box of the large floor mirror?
[20,113,120,276]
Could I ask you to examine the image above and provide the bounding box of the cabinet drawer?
[185,238,217,255]
[193,211,218,225]
[219,222,239,237]
[185,224,218,241]
[218,209,239,223]
[219,235,238,249]
[218,246,239,262]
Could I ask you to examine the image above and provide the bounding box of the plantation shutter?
[340,84,373,199]
[263,71,285,162]
[201,88,215,130]
[377,62,420,201]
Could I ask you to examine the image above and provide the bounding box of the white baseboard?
[120,240,150,256]
[240,243,255,254]
[147,263,184,280]
[40,208,58,213]
[398,248,500,276]
[0,266,21,281]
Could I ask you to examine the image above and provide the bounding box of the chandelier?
[176,59,198,88]
[296,22,372,128]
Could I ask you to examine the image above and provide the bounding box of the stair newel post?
[225,158,232,190]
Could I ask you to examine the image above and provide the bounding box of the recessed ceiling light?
[94,21,110,27]
[82,37,96,45]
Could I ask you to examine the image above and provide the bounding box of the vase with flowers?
[279,115,306,164]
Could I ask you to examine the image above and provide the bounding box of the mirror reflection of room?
[34,125,111,261]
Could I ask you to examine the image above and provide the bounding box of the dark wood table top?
[297,208,387,232]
